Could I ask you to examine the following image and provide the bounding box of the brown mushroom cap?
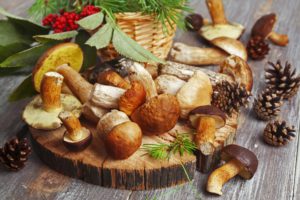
[221,144,258,179]
[189,105,226,129]
[63,128,92,151]
[251,13,276,38]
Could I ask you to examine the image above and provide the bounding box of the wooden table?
[0,0,299,199]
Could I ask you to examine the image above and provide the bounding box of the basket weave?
[98,12,177,62]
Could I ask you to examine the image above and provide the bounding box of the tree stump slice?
[30,121,197,190]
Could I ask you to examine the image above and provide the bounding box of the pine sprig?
[142,133,196,160]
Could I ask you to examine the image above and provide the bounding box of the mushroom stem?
[97,70,131,89]
[268,31,289,46]
[57,64,93,103]
[41,72,64,112]
[207,159,242,195]
[194,117,216,155]
[170,43,227,66]
[206,0,227,24]
[59,111,83,141]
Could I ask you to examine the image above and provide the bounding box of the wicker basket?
[98,12,177,62]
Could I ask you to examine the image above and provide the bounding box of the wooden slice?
[30,121,196,190]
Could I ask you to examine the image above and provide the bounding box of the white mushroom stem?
[170,43,227,66]
[195,117,216,155]
[268,32,289,46]
[59,111,83,141]
[206,0,227,24]
[207,159,243,195]
[155,75,186,95]
[57,64,93,103]
[40,72,64,112]
[90,84,125,109]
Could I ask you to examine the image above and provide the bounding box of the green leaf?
[0,43,56,68]
[0,66,33,77]
[0,20,33,46]
[34,31,78,43]
[0,43,30,62]
[0,7,49,35]
[112,28,164,64]
[77,12,104,30]
[9,75,37,102]
[75,30,97,71]
[85,22,113,49]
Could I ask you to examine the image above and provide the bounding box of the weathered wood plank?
[0,0,300,200]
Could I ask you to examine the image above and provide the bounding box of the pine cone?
[253,88,283,121]
[264,120,296,146]
[266,60,300,99]
[212,81,251,115]
[247,36,270,60]
[0,137,31,171]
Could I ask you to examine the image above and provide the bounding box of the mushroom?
[155,74,186,95]
[200,0,245,41]
[119,58,157,100]
[33,43,83,92]
[207,144,258,195]
[176,71,213,118]
[131,94,180,135]
[97,110,142,159]
[81,102,109,123]
[97,69,131,89]
[23,72,82,130]
[170,40,247,66]
[57,64,93,103]
[119,81,146,116]
[219,55,253,91]
[90,84,125,109]
[59,111,92,151]
[189,106,226,155]
[251,13,289,46]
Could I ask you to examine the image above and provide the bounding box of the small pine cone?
[264,120,296,146]
[247,36,270,60]
[0,137,31,171]
[253,88,283,121]
[266,60,300,99]
[212,81,251,115]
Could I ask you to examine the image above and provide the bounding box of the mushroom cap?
[33,43,83,92]
[200,23,245,41]
[219,55,253,92]
[63,127,92,151]
[251,13,276,38]
[23,94,82,130]
[189,105,226,129]
[131,94,180,135]
[211,37,247,61]
[221,144,258,179]
[105,121,142,159]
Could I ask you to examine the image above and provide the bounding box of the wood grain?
[0,0,299,199]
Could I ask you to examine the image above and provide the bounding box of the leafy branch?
[142,132,196,160]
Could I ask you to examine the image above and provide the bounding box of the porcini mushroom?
[207,144,258,195]
[119,58,157,100]
[23,72,82,130]
[81,102,109,123]
[155,75,186,95]
[59,111,92,151]
[119,81,146,116]
[200,0,245,41]
[176,71,213,118]
[219,55,253,91]
[97,110,142,159]
[97,69,131,89]
[251,13,289,46]
[170,40,247,66]
[189,106,226,155]
[131,94,180,135]
[33,43,83,92]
